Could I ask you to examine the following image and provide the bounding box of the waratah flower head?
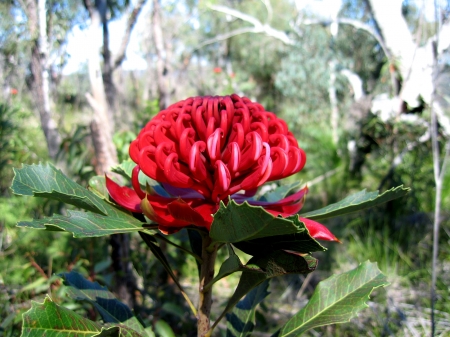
[129,94,306,203]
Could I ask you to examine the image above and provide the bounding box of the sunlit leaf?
[300,186,410,220]
[12,163,108,215]
[12,164,145,237]
[21,296,114,337]
[211,200,303,243]
[273,261,389,336]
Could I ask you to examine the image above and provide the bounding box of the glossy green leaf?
[273,261,389,337]
[233,216,325,256]
[300,186,410,221]
[21,296,115,337]
[13,163,144,237]
[60,271,146,335]
[210,200,303,244]
[226,280,270,337]
[17,209,143,238]
[12,163,108,215]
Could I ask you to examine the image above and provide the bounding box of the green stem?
[197,234,217,337]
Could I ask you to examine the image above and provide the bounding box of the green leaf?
[12,163,108,215]
[154,320,175,337]
[139,232,197,316]
[261,181,303,203]
[88,176,110,200]
[204,245,263,290]
[210,200,302,244]
[111,161,163,194]
[220,251,317,322]
[60,271,146,335]
[17,209,144,238]
[21,296,114,337]
[13,163,145,238]
[233,216,325,256]
[273,261,389,337]
[111,160,136,179]
[226,280,270,337]
[300,186,410,221]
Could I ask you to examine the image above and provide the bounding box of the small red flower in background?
[213,67,222,74]
[10,88,18,95]
[107,94,337,241]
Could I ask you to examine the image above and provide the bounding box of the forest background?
[1,0,450,336]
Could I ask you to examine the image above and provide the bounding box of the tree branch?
[208,4,294,45]
[113,0,148,69]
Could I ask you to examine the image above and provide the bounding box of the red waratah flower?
[106,94,338,241]
[213,67,222,74]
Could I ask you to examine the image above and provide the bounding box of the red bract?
[106,94,338,241]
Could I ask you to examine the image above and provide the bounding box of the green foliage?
[60,271,146,334]
[21,296,146,337]
[226,280,270,337]
[12,163,144,237]
[301,186,410,220]
[273,261,388,336]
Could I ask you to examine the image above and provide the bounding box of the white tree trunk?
[86,7,118,174]
[25,0,61,159]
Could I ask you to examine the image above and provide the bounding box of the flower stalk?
[197,233,218,337]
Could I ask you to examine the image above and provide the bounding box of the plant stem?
[197,234,217,337]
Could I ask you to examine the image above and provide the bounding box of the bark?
[152,0,171,110]
[24,0,61,160]
[98,0,117,129]
[84,0,136,310]
[197,235,217,337]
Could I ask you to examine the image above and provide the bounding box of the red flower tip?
[213,67,222,73]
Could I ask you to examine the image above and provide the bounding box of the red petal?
[299,217,340,242]
[105,175,142,213]
[167,199,211,228]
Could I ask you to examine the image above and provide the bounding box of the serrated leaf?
[21,296,113,337]
[60,271,145,335]
[273,261,389,337]
[300,186,410,221]
[210,200,302,244]
[233,216,325,256]
[221,251,317,320]
[17,209,143,238]
[226,280,270,337]
[13,163,145,237]
[12,163,108,215]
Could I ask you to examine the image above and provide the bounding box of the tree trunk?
[98,0,117,130]
[84,0,136,310]
[152,0,171,110]
[25,0,61,160]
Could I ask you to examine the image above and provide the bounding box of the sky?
[63,2,151,75]
[62,0,447,75]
